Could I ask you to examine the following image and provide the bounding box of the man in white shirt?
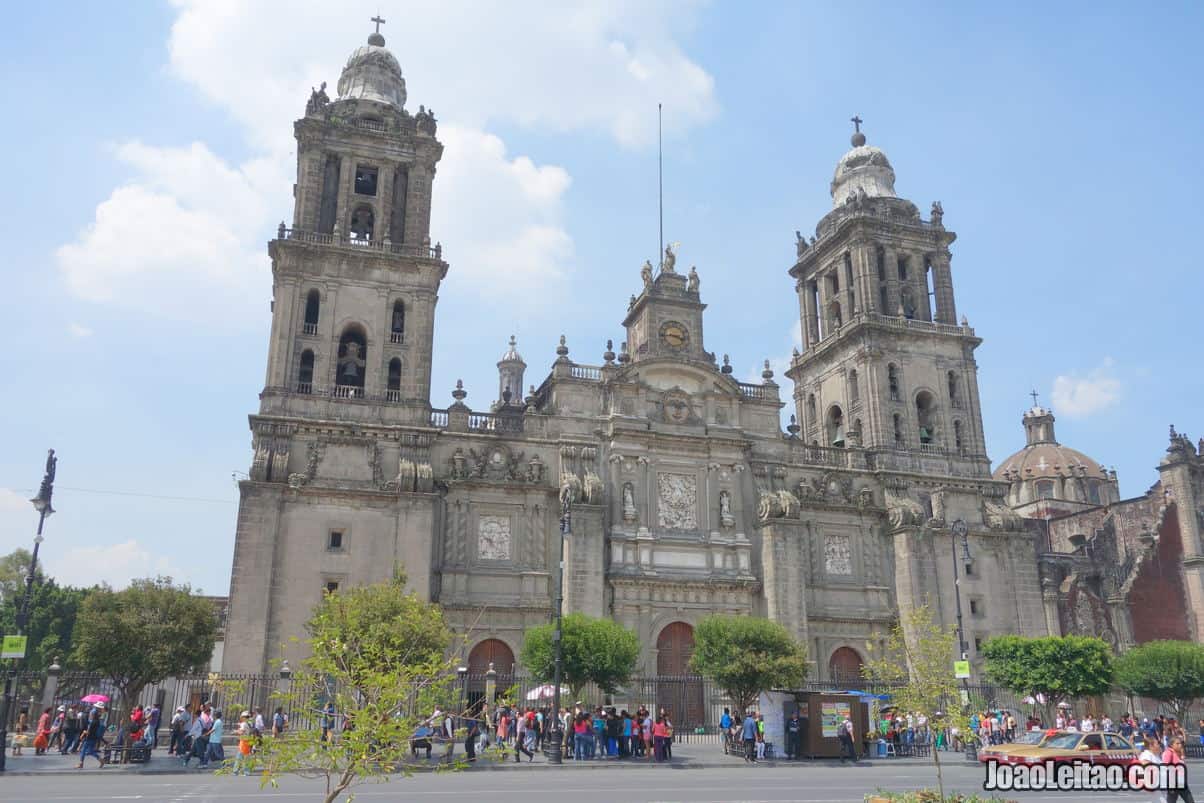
[1081,716,1094,732]
[1101,715,1114,732]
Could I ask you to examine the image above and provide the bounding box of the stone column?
[334,153,354,238]
[932,252,957,324]
[855,243,877,314]
[1041,580,1062,637]
[266,277,299,390]
[378,166,395,242]
[41,658,62,709]
[816,271,832,339]
[803,280,820,347]
[883,246,901,317]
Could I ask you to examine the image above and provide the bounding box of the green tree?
[688,615,808,714]
[0,548,94,672]
[73,577,217,726]
[1113,640,1204,723]
[255,576,466,803]
[863,605,970,802]
[981,634,1112,723]
[520,612,640,698]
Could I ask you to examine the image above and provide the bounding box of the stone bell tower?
[786,122,990,478]
[224,20,448,673]
[260,20,446,421]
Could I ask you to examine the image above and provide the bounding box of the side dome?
[830,130,897,207]
[993,443,1109,483]
[336,36,407,109]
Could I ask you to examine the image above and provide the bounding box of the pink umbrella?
[81,694,109,704]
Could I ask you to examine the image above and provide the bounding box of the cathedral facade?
[222,29,1202,682]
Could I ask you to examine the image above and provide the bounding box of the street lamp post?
[950,518,971,669]
[545,491,570,765]
[0,449,57,773]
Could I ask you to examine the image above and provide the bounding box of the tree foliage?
[0,548,94,672]
[863,605,970,801]
[689,615,808,714]
[981,634,1112,721]
[254,577,468,803]
[72,577,217,723]
[1113,640,1204,723]
[521,612,639,697]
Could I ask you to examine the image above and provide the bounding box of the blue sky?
[1,1,1201,594]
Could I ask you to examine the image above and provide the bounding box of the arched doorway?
[656,622,704,727]
[829,646,864,685]
[467,639,515,708]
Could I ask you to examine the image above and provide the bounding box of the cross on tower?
[850,115,863,133]
[371,15,386,33]
[1030,389,1040,407]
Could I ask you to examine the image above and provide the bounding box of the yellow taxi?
[978,730,1139,766]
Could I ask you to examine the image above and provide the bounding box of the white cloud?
[51,540,184,590]
[1051,358,1122,418]
[57,1,716,318]
[67,323,93,338]
[0,488,26,512]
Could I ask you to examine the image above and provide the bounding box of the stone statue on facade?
[795,230,808,258]
[719,489,735,528]
[622,482,637,523]
[687,266,700,293]
[641,260,653,290]
[931,201,944,226]
[306,81,329,115]
[663,243,677,273]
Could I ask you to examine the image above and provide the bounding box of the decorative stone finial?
[792,347,800,358]
[451,379,467,402]
[617,342,630,364]
[762,359,774,381]
[603,340,615,365]
[721,354,732,375]
[850,115,866,147]
[555,335,569,359]
[787,415,801,438]
[960,315,969,327]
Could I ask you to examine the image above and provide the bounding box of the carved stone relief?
[478,514,512,561]
[824,534,853,576]
[657,472,697,530]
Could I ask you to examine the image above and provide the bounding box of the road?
[0,762,1171,802]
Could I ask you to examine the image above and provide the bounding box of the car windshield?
[1014,732,1046,745]
[1044,734,1083,750]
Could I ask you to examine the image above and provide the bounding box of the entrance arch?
[829,646,864,684]
[656,622,703,727]
[466,638,515,708]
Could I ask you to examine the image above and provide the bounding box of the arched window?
[887,364,901,401]
[297,349,314,393]
[350,204,375,241]
[830,299,842,329]
[893,413,904,447]
[843,252,856,314]
[335,325,368,395]
[848,369,860,404]
[806,394,817,429]
[876,246,888,311]
[390,300,405,343]
[923,257,936,321]
[827,405,845,448]
[303,290,320,335]
[916,391,936,445]
[954,420,964,453]
[386,357,402,401]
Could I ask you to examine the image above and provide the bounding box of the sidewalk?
[0,744,949,776]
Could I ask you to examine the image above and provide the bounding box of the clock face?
[660,321,689,350]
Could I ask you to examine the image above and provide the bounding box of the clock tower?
[621,247,710,365]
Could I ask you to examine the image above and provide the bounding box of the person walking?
[786,710,802,759]
[653,715,670,762]
[742,710,759,763]
[838,713,857,763]
[61,706,82,755]
[168,707,188,755]
[231,712,254,776]
[48,706,65,752]
[182,709,207,767]
[1163,737,1194,803]
[206,710,225,765]
[148,703,162,749]
[34,706,53,755]
[272,706,287,737]
[76,706,107,769]
[513,708,534,762]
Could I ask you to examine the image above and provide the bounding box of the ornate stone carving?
[306,81,329,115]
[758,489,800,521]
[622,482,637,523]
[477,515,512,561]
[526,454,545,484]
[581,447,604,504]
[885,487,924,529]
[824,534,853,576]
[657,472,697,530]
[983,498,1025,531]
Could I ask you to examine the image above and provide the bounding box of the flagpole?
[658,102,663,271]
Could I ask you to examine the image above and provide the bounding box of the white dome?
[336,40,407,108]
[830,144,897,207]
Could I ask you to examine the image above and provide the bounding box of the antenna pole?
[658,102,663,271]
